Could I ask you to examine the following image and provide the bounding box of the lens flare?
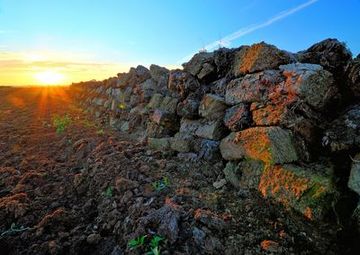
[34,70,64,85]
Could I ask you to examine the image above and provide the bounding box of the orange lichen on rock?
[36,208,66,228]
[259,165,310,201]
[234,127,272,163]
[0,192,29,219]
[252,103,286,126]
[260,240,279,252]
[238,43,263,74]
[258,164,335,220]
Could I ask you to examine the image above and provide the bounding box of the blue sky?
[0,0,359,85]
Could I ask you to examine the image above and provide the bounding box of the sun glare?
[34,70,65,85]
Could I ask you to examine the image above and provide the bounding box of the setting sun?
[34,70,65,85]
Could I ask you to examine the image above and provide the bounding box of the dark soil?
[0,87,352,254]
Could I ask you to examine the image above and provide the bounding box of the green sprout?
[147,235,164,255]
[52,114,72,134]
[102,186,113,198]
[128,235,146,250]
[152,177,170,192]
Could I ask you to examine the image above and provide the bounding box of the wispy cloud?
[180,0,319,63]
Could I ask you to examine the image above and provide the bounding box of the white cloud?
[180,0,319,63]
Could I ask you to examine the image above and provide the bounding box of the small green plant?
[128,235,146,250]
[147,235,164,255]
[0,223,32,239]
[152,177,170,192]
[102,186,113,198]
[52,114,71,134]
[96,129,105,135]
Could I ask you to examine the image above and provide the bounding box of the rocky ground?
[0,87,358,255]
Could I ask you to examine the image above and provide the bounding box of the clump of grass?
[152,177,170,192]
[52,114,71,134]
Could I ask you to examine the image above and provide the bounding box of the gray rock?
[223,161,242,189]
[225,70,283,105]
[87,233,101,244]
[146,121,174,138]
[177,94,200,119]
[323,104,360,151]
[213,179,227,189]
[148,137,171,151]
[197,62,216,82]
[179,118,202,134]
[224,103,251,131]
[159,96,178,114]
[346,57,360,98]
[297,38,352,75]
[195,119,226,141]
[138,205,180,244]
[198,139,221,161]
[138,78,157,102]
[348,153,360,196]
[149,109,179,131]
[199,94,227,120]
[168,69,200,98]
[147,93,163,109]
[183,52,214,76]
[150,64,169,83]
[170,132,195,153]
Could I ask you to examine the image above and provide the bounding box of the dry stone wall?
[70,39,360,224]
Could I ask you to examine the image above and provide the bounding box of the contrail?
[180,0,319,63]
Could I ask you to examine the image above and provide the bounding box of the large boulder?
[297,38,352,76]
[195,119,226,141]
[279,63,337,111]
[197,139,221,161]
[348,153,360,196]
[183,52,214,76]
[168,70,200,98]
[224,103,251,131]
[170,132,196,153]
[149,109,179,131]
[323,104,360,151]
[259,164,336,220]
[223,160,264,189]
[179,118,202,134]
[147,94,179,114]
[183,52,216,82]
[150,64,169,83]
[225,70,284,105]
[199,94,227,120]
[220,127,298,164]
[233,42,293,77]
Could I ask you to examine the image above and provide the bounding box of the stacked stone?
[70,39,360,222]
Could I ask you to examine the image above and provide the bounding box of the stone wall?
[70,39,360,224]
